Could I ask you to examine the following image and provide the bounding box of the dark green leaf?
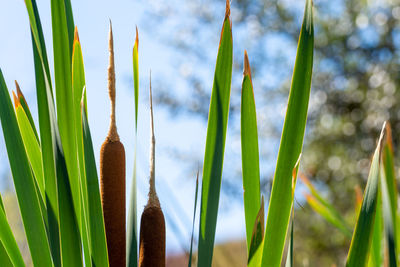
[197,4,233,266]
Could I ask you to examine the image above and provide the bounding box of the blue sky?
[0,0,248,255]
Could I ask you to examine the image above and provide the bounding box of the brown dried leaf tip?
[243,50,252,79]
[12,91,20,109]
[74,26,80,43]
[225,0,231,20]
[135,26,139,48]
[15,80,23,99]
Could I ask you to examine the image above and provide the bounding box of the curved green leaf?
[15,104,45,201]
[346,123,386,267]
[301,175,352,238]
[0,69,53,267]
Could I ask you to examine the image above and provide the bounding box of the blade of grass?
[72,27,87,201]
[241,50,261,253]
[0,196,24,267]
[24,0,53,94]
[188,172,199,267]
[0,194,22,267]
[51,0,81,228]
[24,1,61,263]
[15,81,39,142]
[63,0,75,56]
[72,27,92,266]
[127,27,139,267]
[369,190,382,267]
[82,94,110,267]
[133,27,139,130]
[346,122,386,267]
[301,175,352,238]
[198,2,233,266]
[304,194,352,238]
[13,95,45,202]
[54,133,83,267]
[0,69,53,267]
[261,0,313,265]
[381,123,397,267]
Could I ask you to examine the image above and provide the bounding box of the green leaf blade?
[15,105,45,201]
[50,0,81,228]
[0,194,24,267]
[241,52,261,253]
[127,29,139,267]
[346,123,386,267]
[381,123,397,267]
[82,104,110,267]
[0,69,53,267]
[71,30,92,266]
[25,1,61,263]
[197,9,233,266]
[261,0,314,265]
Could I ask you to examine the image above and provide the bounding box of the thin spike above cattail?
[139,73,166,267]
[107,21,119,142]
[147,71,159,207]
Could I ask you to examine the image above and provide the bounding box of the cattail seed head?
[100,21,126,267]
[139,73,166,267]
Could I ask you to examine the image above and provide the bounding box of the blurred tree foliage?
[143,0,400,264]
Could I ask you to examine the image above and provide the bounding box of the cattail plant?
[2,1,399,267]
[100,22,126,267]
[138,76,166,267]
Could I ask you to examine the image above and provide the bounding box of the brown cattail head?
[139,73,166,267]
[139,206,165,267]
[100,21,126,267]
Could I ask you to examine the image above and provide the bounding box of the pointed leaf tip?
[385,121,393,150]
[304,0,314,33]
[74,26,80,43]
[12,91,20,109]
[14,80,23,99]
[243,50,252,78]
[225,0,230,20]
[135,26,139,48]
[378,121,387,149]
